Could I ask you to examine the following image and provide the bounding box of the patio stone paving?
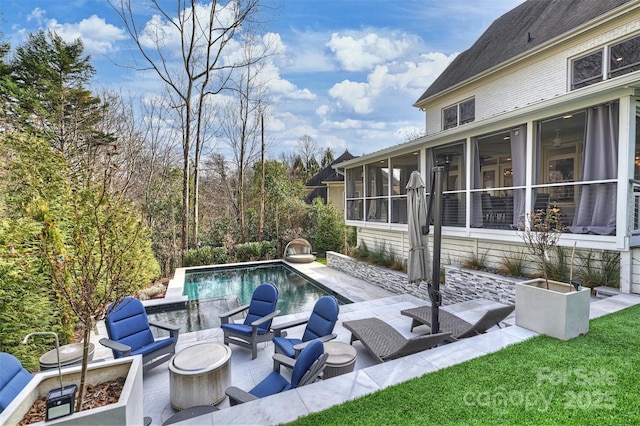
[88,263,640,425]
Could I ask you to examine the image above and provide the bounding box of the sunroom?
[341,94,640,261]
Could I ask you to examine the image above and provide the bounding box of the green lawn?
[292,305,640,425]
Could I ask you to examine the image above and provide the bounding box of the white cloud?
[316,104,330,118]
[327,51,455,116]
[327,31,414,72]
[328,80,374,114]
[27,7,46,24]
[44,15,127,54]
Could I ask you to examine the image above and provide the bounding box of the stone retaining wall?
[327,251,517,305]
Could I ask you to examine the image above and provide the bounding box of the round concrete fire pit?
[169,342,232,410]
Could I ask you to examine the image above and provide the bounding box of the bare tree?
[110,0,264,251]
[218,33,273,242]
[297,134,320,181]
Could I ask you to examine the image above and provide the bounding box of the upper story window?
[443,98,475,130]
[571,50,603,90]
[609,35,640,78]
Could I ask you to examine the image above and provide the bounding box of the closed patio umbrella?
[406,171,431,284]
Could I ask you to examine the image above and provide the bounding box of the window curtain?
[425,149,436,224]
[470,139,483,227]
[570,103,618,235]
[510,125,527,228]
[347,169,357,219]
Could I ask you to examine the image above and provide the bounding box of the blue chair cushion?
[0,353,32,412]
[130,337,176,357]
[301,296,339,342]
[249,371,292,398]
[220,323,270,336]
[105,297,168,358]
[244,283,278,333]
[272,337,303,358]
[291,340,324,388]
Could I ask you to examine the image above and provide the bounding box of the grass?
[291,304,640,425]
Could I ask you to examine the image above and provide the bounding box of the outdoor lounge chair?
[400,304,515,340]
[100,296,181,374]
[342,317,451,363]
[219,282,280,360]
[0,352,32,413]
[283,238,316,263]
[272,295,339,360]
[225,339,328,406]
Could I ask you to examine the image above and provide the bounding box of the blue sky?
[1,0,526,159]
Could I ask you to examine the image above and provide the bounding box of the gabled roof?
[305,150,357,187]
[415,0,634,105]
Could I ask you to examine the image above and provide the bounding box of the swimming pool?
[146,262,350,333]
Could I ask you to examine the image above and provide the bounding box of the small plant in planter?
[518,203,566,289]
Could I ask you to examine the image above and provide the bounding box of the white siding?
[425,14,640,135]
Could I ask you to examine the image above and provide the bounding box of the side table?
[323,341,357,379]
[39,342,95,370]
[169,342,232,410]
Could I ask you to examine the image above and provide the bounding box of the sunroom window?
[536,103,619,235]
[609,35,640,78]
[571,50,603,90]
[345,167,364,221]
[346,152,419,225]
[472,127,525,229]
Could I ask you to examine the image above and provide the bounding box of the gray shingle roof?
[415,0,634,105]
[305,150,356,187]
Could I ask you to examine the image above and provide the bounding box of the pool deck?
[90,261,640,425]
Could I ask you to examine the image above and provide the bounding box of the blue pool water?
[146,262,349,333]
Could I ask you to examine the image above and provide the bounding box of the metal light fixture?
[552,129,562,147]
[23,332,77,421]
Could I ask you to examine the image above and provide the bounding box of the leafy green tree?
[249,159,306,241]
[0,134,73,368]
[1,133,159,408]
[307,198,347,256]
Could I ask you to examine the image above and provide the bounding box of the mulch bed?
[19,377,125,425]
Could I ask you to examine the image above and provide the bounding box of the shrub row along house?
[336,0,640,293]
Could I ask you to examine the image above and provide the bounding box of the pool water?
[146,262,349,334]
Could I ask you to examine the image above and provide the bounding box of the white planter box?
[0,356,143,425]
[515,279,590,340]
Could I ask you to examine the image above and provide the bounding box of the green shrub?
[211,246,229,264]
[498,250,526,277]
[235,241,262,262]
[575,250,620,288]
[308,199,346,256]
[183,246,214,267]
[460,250,487,270]
[352,240,404,271]
[544,246,570,282]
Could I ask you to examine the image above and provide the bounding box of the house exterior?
[305,150,356,214]
[337,0,640,293]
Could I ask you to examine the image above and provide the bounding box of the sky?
[1,0,526,160]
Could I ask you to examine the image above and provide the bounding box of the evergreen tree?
[11,30,110,177]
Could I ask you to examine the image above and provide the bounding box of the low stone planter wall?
[326,251,517,306]
[444,265,517,305]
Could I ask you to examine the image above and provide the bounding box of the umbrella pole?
[430,166,445,334]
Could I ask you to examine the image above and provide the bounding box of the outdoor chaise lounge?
[283,238,316,263]
[342,317,451,363]
[400,304,515,341]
